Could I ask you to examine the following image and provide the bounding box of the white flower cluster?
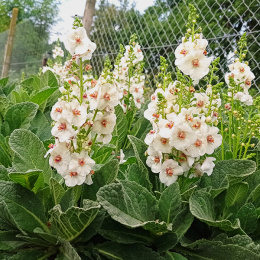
[53,46,64,59]
[175,35,212,84]
[46,25,119,187]
[144,83,222,186]
[113,38,145,112]
[225,60,255,106]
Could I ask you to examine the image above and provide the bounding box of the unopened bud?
[224,128,228,132]
[187,29,191,33]
[232,134,235,138]
[205,116,212,123]
[251,144,255,148]
[85,64,92,71]
[241,143,245,146]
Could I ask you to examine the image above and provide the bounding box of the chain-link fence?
[0,20,51,80]
[90,0,260,95]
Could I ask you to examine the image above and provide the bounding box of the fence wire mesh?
[91,0,260,95]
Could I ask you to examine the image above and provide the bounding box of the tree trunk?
[83,0,96,37]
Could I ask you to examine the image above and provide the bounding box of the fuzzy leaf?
[40,70,58,88]
[97,180,158,228]
[9,129,52,184]
[30,87,58,105]
[225,182,249,207]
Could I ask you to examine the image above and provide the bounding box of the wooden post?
[1,8,19,78]
[82,0,96,37]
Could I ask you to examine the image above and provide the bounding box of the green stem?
[79,58,84,104]
[220,112,225,160]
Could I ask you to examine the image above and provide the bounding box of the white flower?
[234,92,253,106]
[62,99,87,127]
[49,142,71,175]
[201,157,216,176]
[51,119,77,142]
[133,94,144,109]
[159,159,183,186]
[144,130,157,145]
[186,134,207,157]
[87,85,100,110]
[152,134,172,153]
[97,83,120,110]
[146,146,162,173]
[96,133,113,144]
[205,126,222,154]
[63,170,87,187]
[170,123,197,151]
[175,50,211,84]
[92,113,116,135]
[69,150,95,175]
[119,149,126,164]
[64,27,96,60]
[50,100,67,121]
[179,152,195,171]
[53,46,64,59]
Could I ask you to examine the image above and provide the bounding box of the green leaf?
[236,203,257,234]
[164,252,188,260]
[40,70,58,88]
[9,169,44,193]
[95,242,164,260]
[0,181,49,234]
[0,166,9,181]
[189,190,240,231]
[59,185,82,211]
[50,177,65,205]
[9,129,52,184]
[29,111,52,141]
[21,76,41,95]
[49,200,100,241]
[112,105,128,151]
[97,180,158,228]
[3,102,38,136]
[59,239,81,260]
[225,182,249,207]
[91,144,115,164]
[128,135,152,191]
[159,183,182,224]
[0,134,12,167]
[8,251,47,260]
[0,77,9,88]
[172,205,194,239]
[99,217,153,245]
[129,117,151,141]
[155,233,178,253]
[82,159,119,201]
[30,87,58,105]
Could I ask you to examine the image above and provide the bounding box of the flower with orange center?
[192,59,200,67]
[180,49,188,56]
[103,93,110,100]
[75,36,82,44]
[177,131,186,140]
[78,159,85,166]
[160,138,168,145]
[190,86,195,93]
[245,79,251,86]
[72,108,81,116]
[48,143,55,149]
[166,122,174,129]
[207,135,214,143]
[166,167,173,176]
[58,122,67,131]
[83,93,88,99]
[152,113,160,119]
[193,122,201,129]
[101,119,107,127]
[240,67,245,73]
[55,107,63,113]
[135,88,139,92]
[196,100,204,108]
[91,79,97,87]
[185,114,193,122]
[225,103,231,110]
[90,170,95,175]
[179,153,187,162]
[195,139,202,147]
[154,157,160,164]
[203,50,207,55]
[70,171,78,177]
[90,91,98,99]
[54,155,62,163]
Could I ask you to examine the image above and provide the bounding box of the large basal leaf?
[112,105,128,151]
[189,190,241,231]
[155,232,178,253]
[2,102,38,136]
[236,203,257,234]
[127,135,152,191]
[225,182,249,207]
[172,205,194,239]
[0,134,12,167]
[97,180,158,228]
[181,234,260,260]
[159,183,182,224]
[30,87,58,105]
[29,111,52,141]
[21,76,41,95]
[50,177,65,205]
[164,252,188,260]
[58,239,81,260]
[49,200,100,241]
[40,70,58,88]
[99,217,153,245]
[95,242,164,260]
[91,144,115,164]
[129,117,151,141]
[82,159,119,201]
[0,181,49,234]
[9,169,44,193]
[0,165,9,181]
[9,129,52,184]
